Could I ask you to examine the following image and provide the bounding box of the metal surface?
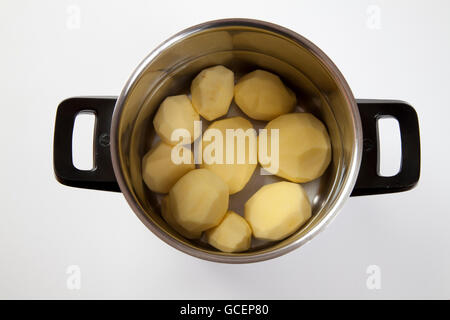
[110,18,363,263]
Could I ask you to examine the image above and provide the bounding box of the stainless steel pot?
[53,19,420,263]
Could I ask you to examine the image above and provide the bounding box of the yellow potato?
[206,211,252,253]
[200,117,257,194]
[191,65,234,121]
[245,181,311,241]
[153,94,200,145]
[260,113,331,183]
[161,196,201,239]
[169,169,229,233]
[234,70,296,121]
[142,142,194,194]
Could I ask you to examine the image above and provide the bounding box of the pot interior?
[113,20,360,262]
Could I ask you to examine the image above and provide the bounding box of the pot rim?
[110,18,363,263]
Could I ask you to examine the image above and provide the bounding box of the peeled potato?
[205,211,252,253]
[161,196,201,239]
[234,70,296,121]
[260,113,331,183]
[142,142,194,193]
[191,65,234,121]
[169,169,229,233]
[153,94,200,145]
[200,117,257,194]
[245,181,311,241]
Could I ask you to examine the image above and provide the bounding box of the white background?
[0,0,449,299]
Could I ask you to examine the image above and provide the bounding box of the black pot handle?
[53,97,121,192]
[351,99,420,196]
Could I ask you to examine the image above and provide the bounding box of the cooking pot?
[53,19,420,263]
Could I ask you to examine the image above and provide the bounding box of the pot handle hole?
[53,97,120,192]
[351,100,421,196]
